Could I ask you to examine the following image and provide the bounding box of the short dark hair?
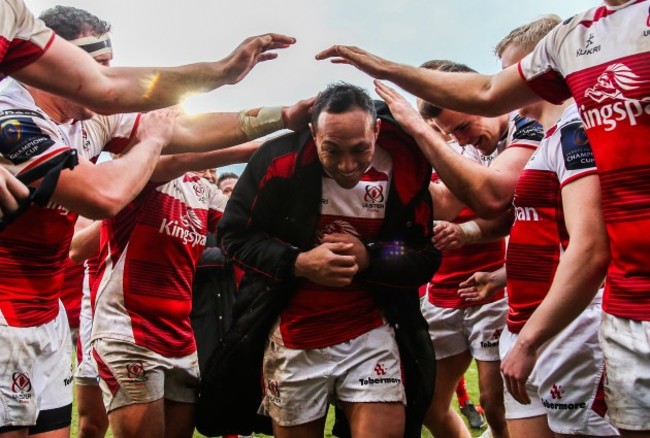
[217,172,238,188]
[417,61,476,119]
[311,82,376,131]
[39,5,111,41]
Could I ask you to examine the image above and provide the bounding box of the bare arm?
[429,181,465,221]
[432,211,511,251]
[69,219,100,264]
[316,45,539,117]
[150,140,261,183]
[458,267,507,302]
[500,174,609,404]
[49,110,174,219]
[13,33,296,114]
[165,97,314,154]
[376,81,533,218]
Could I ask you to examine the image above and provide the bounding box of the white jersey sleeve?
[80,112,140,159]
[546,106,597,187]
[0,104,73,182]
[0,0,54,77]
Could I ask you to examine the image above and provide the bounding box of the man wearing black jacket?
[200,83,439,438]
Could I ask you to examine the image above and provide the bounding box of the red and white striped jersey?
[271,147,392,349]
[0,80,138,327]
[519,0,650,320]
[506,105,597,333]
[427,204,506,309]
[92,174,228,357]
[0,0,53,78]
[425,114,543,309]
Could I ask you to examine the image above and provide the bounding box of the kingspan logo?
[581,63,650,132]
[159,209,206,247]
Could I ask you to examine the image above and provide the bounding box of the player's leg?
[601,313,650,438]
[420,299,473,437]
[260,341,331,438]
[423,352,473,438]
[92,339,167,438]
[467,299,509,438]
[341,402,404,438]
[337,324,408,438]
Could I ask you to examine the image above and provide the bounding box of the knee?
[78,416,109,438]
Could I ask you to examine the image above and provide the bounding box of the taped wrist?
[239,106,285,140]
[459,220,482,243]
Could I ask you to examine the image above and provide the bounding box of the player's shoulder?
[510,113,544,143]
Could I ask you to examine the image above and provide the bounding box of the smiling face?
[434,109,503,155]
[311,106,380,189]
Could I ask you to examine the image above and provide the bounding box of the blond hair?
[494,14,562,58]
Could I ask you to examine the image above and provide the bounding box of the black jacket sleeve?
[217,134,302,282]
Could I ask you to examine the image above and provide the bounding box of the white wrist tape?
[239,106,285,140]
[459,220,482,243]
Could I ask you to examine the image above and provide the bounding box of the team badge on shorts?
[11,372,33,404]
[266,379,281,403]
[125,361,147,382]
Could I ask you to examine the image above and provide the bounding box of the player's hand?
[432,220,468,251]
[136,109,177,151]
[374,80,431,138]
[220,33,296,85]
[458,270,503,302]
[321,232,369,271]
[315,45,392,80]
[0,167,29,220]
[282,96,316,131]
[293,242,358,287]
[501,339,537,405]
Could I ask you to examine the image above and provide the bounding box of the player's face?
[434,109,502,155]
[500,44,544,121]
[312,108,379,189]
[218,177,237,198]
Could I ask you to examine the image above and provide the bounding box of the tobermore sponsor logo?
[581,63,650,132]
[11,372,32,404]
[363,184,385,209]
[541,384,587,410]
[159,209,206,247]
[359,363,402,386]
[480,329,502,348]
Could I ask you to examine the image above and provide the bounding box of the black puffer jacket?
[196,102,440,437]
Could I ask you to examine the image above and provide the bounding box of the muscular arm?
[376,81,534,218]
[69,219,100,264]
[164,97,313,154]
[316,45,539,116]
[49,111,173,219]
[429,181,465,221]
[150,140,261,183]
[13,33,296,114]
[500,174,609,403]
